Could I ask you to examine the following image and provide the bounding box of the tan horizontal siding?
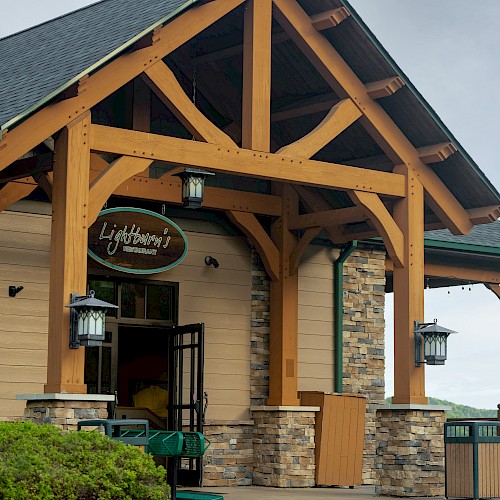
[177,232,251,421]
[0,211,50,419]
[298,245,334,394]
[0,212,51,235]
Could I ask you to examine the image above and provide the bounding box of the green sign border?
[88,207,188,275]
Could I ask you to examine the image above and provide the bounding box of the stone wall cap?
[250,405,320,412]
[17,393,116,402]
[204,419,254,426]
[376,404,451,411]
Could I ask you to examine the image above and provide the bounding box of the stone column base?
[252,405,319,488]
[17,393,115,431]
[376,404,449,497]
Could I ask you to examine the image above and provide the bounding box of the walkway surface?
[179,485,379,500]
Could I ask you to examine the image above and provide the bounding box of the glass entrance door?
[84,322,118,395]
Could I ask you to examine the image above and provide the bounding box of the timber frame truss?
[0,0,496,404]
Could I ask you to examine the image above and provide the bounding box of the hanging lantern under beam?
[174,168,215,208]
[414,319,457,366]
[67,291,118,349]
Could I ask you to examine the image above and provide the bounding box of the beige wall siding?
[0,210,252,422]
[150,231,252,422]
[298,245,337,394]
[0,211,50,418]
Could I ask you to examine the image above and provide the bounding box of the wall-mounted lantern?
[67,291,118,349]
[174,168,215,208]
[414,319,457,366]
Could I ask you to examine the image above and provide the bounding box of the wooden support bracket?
[0,180,37,212]
[89,155,153,225]
[350,190,405,268]
[289,227,321,275]
[227,210,280,281]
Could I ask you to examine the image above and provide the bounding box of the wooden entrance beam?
[0,0,245,172]
[89,124,406,197]
[45,113,91,394]
[89,153,282,216]
[288,206,367,230]
[272,0,472,236]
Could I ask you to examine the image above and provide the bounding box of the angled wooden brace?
[142,61,236,146]
[0,180,37,212]
[289,227,321,275]
[293,185,345,242]
[33,171,53,201]
[350,190,405,268]
[227,210,279,281]
[88,155,153,225]
[277,98,362,159]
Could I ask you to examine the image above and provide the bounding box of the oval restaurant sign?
[88,208,188,274]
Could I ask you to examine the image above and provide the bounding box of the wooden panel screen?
[478,443,500,498]
[300,391,366,486]
[446,443,474,498]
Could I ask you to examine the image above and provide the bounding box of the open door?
[167,323,205,487]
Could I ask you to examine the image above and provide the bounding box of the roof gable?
[0,0,193,130]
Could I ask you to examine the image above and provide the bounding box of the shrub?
[0,422,170,499]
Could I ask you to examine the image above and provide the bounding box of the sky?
[1,1,499,408]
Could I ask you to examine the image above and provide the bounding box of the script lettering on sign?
[88,208,188,274]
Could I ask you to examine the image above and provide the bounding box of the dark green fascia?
[423,238,500,256]
[366,236,500,256]
[0,0,200,141]
[340,0,500,203]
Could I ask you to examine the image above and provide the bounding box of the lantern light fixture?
[414,319,457,366]
[174,168,215,208]
[67,291,118,349]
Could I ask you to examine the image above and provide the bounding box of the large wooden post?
[268,184,300,406]
[44,113,91,394]
[242,0,272,152]
[392,165,427,404]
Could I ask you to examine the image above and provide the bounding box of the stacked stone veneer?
[252,408,316,487]
[246,247,387,486]
[376,408,446,497]
[250,250,270,407]
[23,398,109,431]
[203,421,254,486]
[341,248,387,483]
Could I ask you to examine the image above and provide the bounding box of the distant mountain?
[385,397,497,419]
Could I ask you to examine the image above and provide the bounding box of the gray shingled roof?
[0,0,195,130]
[425,220,500,252]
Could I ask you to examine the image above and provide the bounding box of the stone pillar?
[17,393,115,431]
[202,420,255,486]
[376,405,448,497]
[252,406,318,487]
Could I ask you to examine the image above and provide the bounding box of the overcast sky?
[1,1,499,409]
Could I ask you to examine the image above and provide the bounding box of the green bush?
[0,422,170,499]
